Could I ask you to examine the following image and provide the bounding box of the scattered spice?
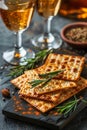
[65,27,87,42]
[1,88,11,98]
[12,96,24,112]
[34,111,40,116]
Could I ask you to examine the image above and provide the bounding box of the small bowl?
[60,22,87,49]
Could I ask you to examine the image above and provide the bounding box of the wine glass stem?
[14,31,27,58]
[44,16,53,37]
[15,31,23,49]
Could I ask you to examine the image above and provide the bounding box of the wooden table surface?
[0,12,87,130]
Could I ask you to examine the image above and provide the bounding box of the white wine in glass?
[0,0,36,65]
[32,0,62,50]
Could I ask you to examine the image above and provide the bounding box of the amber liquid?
[59,0,87,19]
[0,1,35,32]
[37,0,61,18]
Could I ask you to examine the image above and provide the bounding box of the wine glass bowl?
[32,0,62,50]
[0,0,36,65]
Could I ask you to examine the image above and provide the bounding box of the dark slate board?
[2,88,87,130]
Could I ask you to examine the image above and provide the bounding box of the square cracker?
[11,71,61,102]
[19,79,76,95]
[20,90,61,103]
[11,69,40,89]
[21,77,87,113]
[19,77,87,103]
[37,53,85,81]
[11,69,76,95]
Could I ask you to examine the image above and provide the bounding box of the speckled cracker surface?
[37,53,85,81]
[22,77,87,113]
[10,53,86,113]
[19,79,76,96]
[11,69,40,89]
[11,68,76,96]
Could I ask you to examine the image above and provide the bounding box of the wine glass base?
[3,48,35,65]
[32,33,62,50]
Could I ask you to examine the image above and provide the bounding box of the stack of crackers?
[11,53,87,113]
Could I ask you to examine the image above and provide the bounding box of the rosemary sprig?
[39,70,64,78]
[55,96,87,116]
[29,79,46,88]
[29,78,51,88]
[29,69,64,88]
[9,49,53,77]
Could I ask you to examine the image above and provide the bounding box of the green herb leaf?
[56,98,80,116]
[81,99,87,104]
[8,49,53,77]
[29,79,46,88]
[55,96,87,116]
[39,69,64,78]
[41,77,52,87]
[29,69,64,89]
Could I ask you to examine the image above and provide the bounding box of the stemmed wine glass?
[0,0,36,65]
[32,0,62,50]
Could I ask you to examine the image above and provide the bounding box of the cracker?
[37,53,85,81]
[21,77,87,113]
[19,77,87,103]
[11,68,76,96]
[20,90,61,103]
[11,69,40,89]
[57,77,87,104]
[19,79,76,96]
[11,71,62,102]
[22,97,56,113]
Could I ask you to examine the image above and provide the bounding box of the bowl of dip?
[61,22,87,49]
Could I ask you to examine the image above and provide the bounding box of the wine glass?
[0,0,36,65]
[32,0,62,50]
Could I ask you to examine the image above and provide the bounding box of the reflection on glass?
[0,0,36,65]
[32,0,62,50]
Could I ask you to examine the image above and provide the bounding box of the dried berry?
[1,88,11,98]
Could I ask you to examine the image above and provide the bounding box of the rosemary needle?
[29,79,46,88]
[9,49,53,77]
[55,96,87,116]
[39,69,64,78]
[29,69,64,88]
